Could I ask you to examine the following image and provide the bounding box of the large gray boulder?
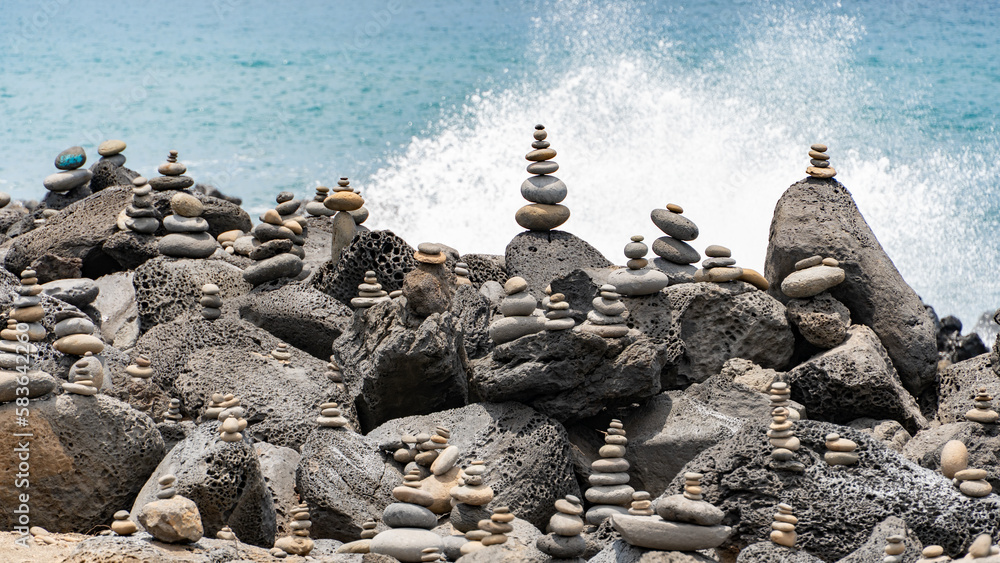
[765,177,937,395]
[62,534,275,562]
[589,540,718,563]
[369,402,580,530]
[471,330,674,422]
[903,421,1000,494]
[131,421,275,547]
[334,299,469,431]
[234,283,353,359]
[666,420,1000,560]
[505,230,612,300]
[133,255,251,332]
[787,325,927,434]
[311,229,417,306]
[255,441,301,538]
[296,426,402,542]
[0,394,164,532]
[835,516,922,562]
[937,354,998,424]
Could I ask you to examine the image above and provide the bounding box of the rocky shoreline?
[0,134,997,562]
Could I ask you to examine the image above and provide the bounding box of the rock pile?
[488,276,544,344]
[694,244,743,283]
[614,472,730,551]
[327,356,345,391]
[149,150,194,191]
[305,185,334,216]
[769,380,799,420]
[628,491,654,515]
[536,496,586,560]
[770,503,797,547]
[218,410,247,442]
[274,503,314,556]
[650,203,700,274]
[954,468,992,498]
[824,433,859,466]
[780,255,846,299]
[53,307,103,357]
[111,510,137,536]
[271,342,292,361]
[243,201,306,285]
[578,284,630,338]
[216,525,236,540]
[45,145,92,194]
[160,192,218,258]
[164,398,183,421]
[98,139,127,165]
[515,124,570,231]
[317,402,349,428]
[126,355,153,380]
[62,353,103,396]
[200,283,222,320]
[351,270,390,309]
[585,419,634,524]
[10,269,45,342]
[607,235,669,295]
[369,468,442,562]
[883,534,905,563]
[203,393,240,420]
[449,460,493,533]
[137,474,203,543]
[806,143,836,179]
[965,387,999,423]
[544,292,575,331]
[325,177,365,262]
[454,262,472,286]
[121,176,160,234]
[769,406,803,471]
[273,191,301,222]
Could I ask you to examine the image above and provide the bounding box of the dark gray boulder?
[451,283,494,360]
[835,516,922,563]
[133,255,251,332]
[311,229,417,306]
[936,353,998,424]
[459,253,507,288]
[589,540,718,563]
[131,421,275,547]
[368,402,580,530]
[255,441,301,538]
[505,230,612,300]
[62,534,274,562]
[88,158,140,192]
[234,283,353,359]
[765,177,937,395]
[471,330,674,423]
[785,293,851,349]
[736,543,823,562]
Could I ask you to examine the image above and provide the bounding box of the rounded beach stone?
[652,236,700,264]
[170,193,204,217]
[611,514,731,552]
[54,334,105,355]
[780,265,846,298]
[383,503,438,529]
[515,203,570,231]
[163,215,209,233]
[55,146,87,170]
[526,160,559,175]
[666,203,683,213]
[370,528,442,562]
[430,445,459,476]
[651,208,699,240]
[43,169,92,192]
[324,191,364,211]
[149,175,194,190]
[794,255,823,270]
[504,276,528,295]
[706,267,743,282]
[940,440,969,479]
[159,232,218,258]
[500,291,537,316]
[537,533,587,558]
[549,512,584,536]
[520,175,568,204]
[738,268,769,290]
[959,479,992,497]
[807,166,837,179]
[656,495,725,526]
[955,468,987,481]
[99,139,127,156]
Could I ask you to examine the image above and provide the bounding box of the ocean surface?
[1,0,998,334]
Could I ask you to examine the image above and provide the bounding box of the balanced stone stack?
[607,235,669,296]
[274,191,301,222]
[780,255,846,299]
[824,433,859,466]
[98,139,127,166]
[965,388,999,423]
[770,503,797,547]
[10,270,46,343]
[544,292,575,331]
[271,342,292,361]
[769,406,803,471]
[537,496,586,560]
[45,145,92,194]
[200,283,222,320]
[305,185,334,216]
[585,419,634,524]
[242,206,305,284]
[160,193,218,258]
[449,460,494,533]
[122,176,160,234]
[515,124,570,231]
[351,270,390,309]
[578,284,630,338]
[274,503,314,556]
[111,510,137,536]
[137,474,203,543]
[203,393,240,420]
[883,534,906,563]
[650,203,700,276]
[164,398,183,421]
[806,143,836,179]
[488,276,544,344]
[62,354,103,396]
[769,381,800,420]
[614,472,730,551]
[218,411,247,442]
[317,402,349,428]
[370,469,443,562]
[324,177,365,262]
[954,468,992,498]
[916,545,949,562]
[149,150,194,191]
[454,262,472,286]
[216,526,236,541]
[53,309,104,358]
[327,356,345,392]
[693,244,743,284]
[476,506,514,549]
[337,520,378,553]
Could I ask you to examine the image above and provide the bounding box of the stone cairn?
[769,406,804,471]
[454,262,472,286]
[578,284,630,338]
[203,393,240,420]
[305,185,334,216]
[423,428,463,515]
[449,460,494,533]
[150,150,194,191]
[218,404,248,442]
[351,270,391,309]
[111,510,137,536]
[770,503,797,547]
[200,283,222,320]
[693,244,743,283]
[780,255,846,299]
[53,309,104,359]
[585,419,634,525]
[274,191,301,222]
[628,491,654,515]
[324,177,365,262]
[216,526,236,541]
[650,202,700,270]
[369,468,443,562]
[274,503,314,556]
[607,235,669,296]
[44,145,92,194]
[516,124,570,231]
[241,200,306,285]
[10,269,45,343]
[916,545,949,562]
[420,547,445,561]
[137,474,204,543]
[271,342,292,361]
[537,496,586,559]
[488,276,544,344]
[806,143,836,179]
[965,387,999,423]
[824,433,859,466]
[159,192,218,259]
[62,353,104,396]
[954,467,992,498]
[615,472,730,551]
[883,534,905,563]
[98,139,127,166]
[769,380,800,421]
[164,398,183,421]
[327,356,345,391]
[126,355,153,381]
[121,176,160,234]
[544,292,575,331]
[479,507,514,549]
[317,402,349,428]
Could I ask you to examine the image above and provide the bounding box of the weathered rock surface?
[589,539,718,563]
[785,293,851,349]
[234,283,352,359]
[311,229,417,305]
[255,441,301,538]
[902,421,1000,494]
[835,516,922,563]
[937,353,998,424]
[62,533,275,562]
[133,256,250,332]
[505,230,612,300]
[459,253,508,288]
[765,177,937,394]
[736,542,823,562]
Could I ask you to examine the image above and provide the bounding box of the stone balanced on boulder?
[607,235,669,296]
[305,185,334,216]
[585,419,634,525]
[121,176,160,234]
[111,510,137,536]
[449,460,494,533]
[650,202,700,280]
[137,474,204,543]
[954,467,992,498]
[613,471,731,551]
[98,139,127,165]
[203,393,240,420]
[45,145,92,193]
[883,534,906,563]
[160,192,218,258]
[317,401,349,428]
[53,307,104,358]
[61,352,104,396]
[243,199,306,285]
[544,292,575,331]
[369,468,443,562]
[694,243,743,283]
[515,124,570,231]
[769,406,804,471]
[577,284,630,338]
[216,525,236,540]
[150,150,195,191]
[8,269,46,342]
[965,387,999,424]
[402,243,455,317]
[273,191,302,222]
[164,398,183,421]
[200,283,221,320]
[274,502,314,556]
[327,356,345,391]
[536,496,586,560]
[325,177,365,262]
[218,407,248,442]
[454,262,472,286]
[351,270,390,309]
[806,143,836,179]
[488,276,544,343]
[125,355,153,381]
[0,273,57,404]
[770,380,800,420]
[780,255,846,299]
[770,503,798,547]
[824,433,859,466]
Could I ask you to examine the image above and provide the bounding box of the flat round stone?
[148,175,194,190]
[526,160,559,175]
[525,148,557,161]
[520,175,567,204]
[98,139,127,156]
[666,203,683,213]
[55,146,87,170]
[704,245,731,258]
[651,208,699,240]
[652,236,700,264]
[515,203,570,231]
[43,169,92,192]
[807,166,836,179]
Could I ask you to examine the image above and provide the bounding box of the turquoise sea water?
[1,0,998,330]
